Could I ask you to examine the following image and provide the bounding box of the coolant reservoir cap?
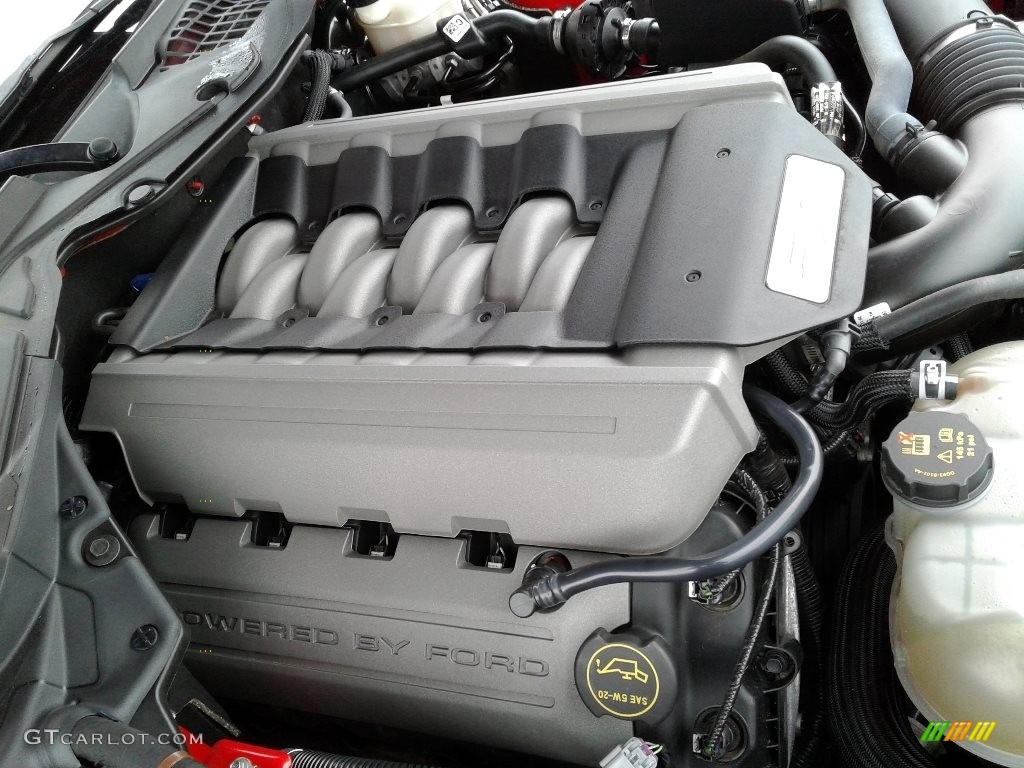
[881,411,993,509]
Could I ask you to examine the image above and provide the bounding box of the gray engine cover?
[83,346,755,554]
[130,515,631,762]
[79,65,873,555]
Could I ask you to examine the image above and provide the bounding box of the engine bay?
[2,0,1024,767]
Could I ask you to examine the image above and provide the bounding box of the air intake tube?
[815,0,923,161]
[825,0,1024,309]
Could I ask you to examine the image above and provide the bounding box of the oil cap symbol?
[574,629,676,723]
[596,657,649,684]
[881,411,994,509]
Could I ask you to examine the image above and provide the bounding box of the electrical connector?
[599,737,659,768]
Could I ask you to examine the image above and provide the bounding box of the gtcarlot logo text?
[24,729,203,747]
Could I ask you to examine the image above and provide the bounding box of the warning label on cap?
[898,424,980,475]
[585,643,660,718]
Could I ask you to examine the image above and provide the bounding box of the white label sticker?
[442,15,471,43]
[765,155,845,304]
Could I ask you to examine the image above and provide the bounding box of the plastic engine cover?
[81,68,871,555]
[129,515,632,764]
[83,346,753,554]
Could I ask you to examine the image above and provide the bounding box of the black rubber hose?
[828,527,937,768]
[858,0,1024,308]
[314,0,347,50]
[734,36,866,160]
[882,0,990,60]
[817,0,923,158]
[793,323,855,414]
[71,716,205,768]
[474,8,548,40]
[326,89,353,119]
[736,34,838,82]
[289,751,439,768]
[866,268,1024,345]
[334,10,544,94]
[866,106,1024,308]
[508,387,823,616]
[334,38,449,93]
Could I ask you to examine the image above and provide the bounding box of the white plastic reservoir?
[354,0,465,54]
[888,342,1024,767]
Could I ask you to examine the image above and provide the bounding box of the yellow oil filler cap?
[574,629,676,723]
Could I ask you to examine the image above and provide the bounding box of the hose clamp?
[916,360,959,401]
[551,8,571,55]
[618,17,635,52]
[157,752,193,768]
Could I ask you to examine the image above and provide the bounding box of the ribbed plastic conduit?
[915,23,1024,131]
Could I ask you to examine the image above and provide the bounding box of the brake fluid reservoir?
[353,0,465,54]
[883,342,1024,767]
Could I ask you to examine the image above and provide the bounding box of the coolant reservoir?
[884,342,1024,767]
[354,0,466,54]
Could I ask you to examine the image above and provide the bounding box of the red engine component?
[986,0,1024,16]
[181,728,292,768]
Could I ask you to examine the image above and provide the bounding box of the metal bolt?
[85,534,121,567]
[376,315,389,326]
[486,207,500,218]
[60,496,88,519]
[760,650,787,676]
[478,312,492,323]
[130,624,160,652]
[783,530,802,553]
[392,213,407,225]
[229,758,255,768]
[717,148,731,158]
[685,270,702,283]
[589,200,604,211]
[87,137,119,164]
[126,184,157,207]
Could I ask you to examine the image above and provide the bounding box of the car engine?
[2,0,1024,767]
